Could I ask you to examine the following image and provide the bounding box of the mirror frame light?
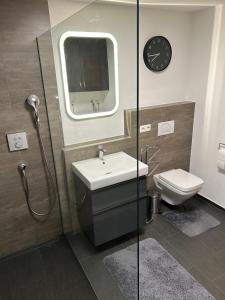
[59,31,119,120]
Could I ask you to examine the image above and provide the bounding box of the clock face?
[143,36,172,72]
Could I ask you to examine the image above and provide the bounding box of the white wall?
[190,6,225,209]
[48,1,225,209]
[48,0,94,27]
[139,7,192,106]
[189,7,215,178]
[51,3,137,145]
[51,3,195,145]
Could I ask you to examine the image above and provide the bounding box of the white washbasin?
[72,151,148,190]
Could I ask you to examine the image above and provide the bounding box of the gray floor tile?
[0,261,12,300]
[190,267,225,300]
[68,231,136,263]
[147,213,179,238]
[214,272,225,295]
[72,279,100,300]
[67,232,135,300]
[165,230,214,263]
[217,221,225,235]
[0,237,97,300]
[198,228,225,252]
[40,237,87,284]
[195,255,225,281]
[81,256,126,300]
[69,196,225,300]
[2,196,225,300]
[214,248,225,270]
[66,232,98,261]
[7,250,52,300]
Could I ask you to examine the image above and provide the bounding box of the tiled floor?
[67,231,138,300]
[0,237,97,300]
[142,196,225,300]
[1,196,225,300]
[68,195,225,300]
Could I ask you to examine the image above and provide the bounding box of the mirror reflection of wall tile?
[59,31,119,120]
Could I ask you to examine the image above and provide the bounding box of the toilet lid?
[159,169,204,192]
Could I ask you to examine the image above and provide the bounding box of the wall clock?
[143,36,172,72]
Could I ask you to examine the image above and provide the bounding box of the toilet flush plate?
[6,132,29,152]
[158,120,175,136]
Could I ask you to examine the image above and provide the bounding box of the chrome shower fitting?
[18,163,27,175]
[18,95,57,221]
[25,94,40,126]
[18,162,55,220]
[18,162,27,174]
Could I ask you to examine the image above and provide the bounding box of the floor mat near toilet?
[162,204,220,237]
[103,238,215,300]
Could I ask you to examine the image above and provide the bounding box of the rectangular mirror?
[60,31,119,120]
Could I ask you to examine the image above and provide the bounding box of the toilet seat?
[158,169,203,193]
[155,175,195,196]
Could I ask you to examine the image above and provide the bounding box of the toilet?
[153,169,204,205]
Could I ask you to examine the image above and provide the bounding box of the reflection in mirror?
[60,31,119,120]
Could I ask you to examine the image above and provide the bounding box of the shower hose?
[19,123,56,221]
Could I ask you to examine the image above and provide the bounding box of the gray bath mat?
[162,205,220,237]
[103,238,215,300]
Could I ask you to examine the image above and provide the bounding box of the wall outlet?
[7,132,29,152]
[158,120,175,136]
[140,124,151,133]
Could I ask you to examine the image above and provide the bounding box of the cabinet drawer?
[92,177,147,215]
[93,197,147,246]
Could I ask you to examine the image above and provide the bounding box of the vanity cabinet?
[64,37,109,92]
[74,175,147,246]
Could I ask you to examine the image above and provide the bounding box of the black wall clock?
[143,36,172,72]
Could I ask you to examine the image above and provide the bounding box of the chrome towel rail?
[140,145,160,177]
[218,143,225,150]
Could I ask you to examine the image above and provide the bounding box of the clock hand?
[150,53,160,62]
[148,53,160,56]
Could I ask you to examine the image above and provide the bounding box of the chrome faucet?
[98,145,106,161]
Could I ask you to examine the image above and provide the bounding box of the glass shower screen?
[37,0,142,299]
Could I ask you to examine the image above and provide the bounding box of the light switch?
[7,132,29,152]
[158,120,175,136]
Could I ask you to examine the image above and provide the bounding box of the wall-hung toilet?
[153,169,204,205]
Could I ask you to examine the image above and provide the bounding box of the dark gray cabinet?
[74,175,147,246]
[64,37,109,92]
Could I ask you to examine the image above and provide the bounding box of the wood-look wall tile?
[0,0,62,258]
[2,52,43,92]
[62,102,195,232]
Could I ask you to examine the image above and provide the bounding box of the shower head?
[26,95,40,125]
[26,94,40,111]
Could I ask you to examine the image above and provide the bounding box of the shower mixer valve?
[6,132,29,152]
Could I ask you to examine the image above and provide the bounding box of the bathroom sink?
[72,151,148,190]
